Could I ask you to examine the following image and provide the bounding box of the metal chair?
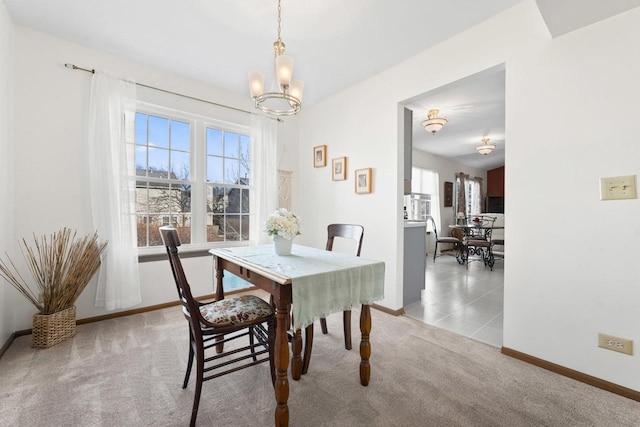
[463,215,498,270]
[427,216,461,261]
[160,226,275,427]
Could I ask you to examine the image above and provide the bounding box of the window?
[129,106,252,249]
[205,128,250,243]
[455,175,482,217]
[411,167,440,230]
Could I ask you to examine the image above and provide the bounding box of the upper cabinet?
[487,166,504,213]
[487,166,505,196]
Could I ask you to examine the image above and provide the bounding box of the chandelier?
[421,109,448,134]
[248,0,303,116]
[476,137,496,155]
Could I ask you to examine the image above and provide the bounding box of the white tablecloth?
[217,245,385,329]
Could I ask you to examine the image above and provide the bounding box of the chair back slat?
[326,224,364,256]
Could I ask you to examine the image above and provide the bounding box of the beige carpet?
[1,302,639,426]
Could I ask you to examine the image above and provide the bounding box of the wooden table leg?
[359,304,371,386]
[291,328,302,380]
[274,298,290,426]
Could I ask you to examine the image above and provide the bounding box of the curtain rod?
[64,63,255,117]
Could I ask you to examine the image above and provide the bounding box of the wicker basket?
[32,306,77,348]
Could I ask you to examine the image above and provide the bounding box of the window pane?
[207,156,223,183]
[135,113,147,145]
[241,189,250,213]
[147,185,171,214]
[224,215,241,241]
[240,135,250,184]
[170,183,191,214]
[207,128,223,156]
[135,146,147,176]
[224,158,240,184]
[225,188,240,214]
[146,215,165,246]
[224,132,239,158]
[148,148,169,177]
[175,215,191,244]
[207,186,226,213]
[148,116,169,148]
[207,214,223,242]
[136,215,149,247]
[240,215,249,240]
[171,120,190,151]
[171,151,190,180]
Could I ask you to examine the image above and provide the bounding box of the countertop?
[404,221,427,228]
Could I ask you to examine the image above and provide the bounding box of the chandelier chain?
[277,0,282,43]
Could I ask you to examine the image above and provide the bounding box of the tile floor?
[404,252,504,348]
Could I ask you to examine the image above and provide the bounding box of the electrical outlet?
[600,175,637,200]
[598,333,633,355]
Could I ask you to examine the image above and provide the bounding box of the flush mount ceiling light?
[476,137,496,155]
[421,109,448,134]
[248,0,303,117]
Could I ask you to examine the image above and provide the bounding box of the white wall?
[296,0,640,391]
[9,27,299,330]
[0,2,16,345]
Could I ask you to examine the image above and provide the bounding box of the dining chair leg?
[320,318,328,334]
[433,241,438,261]
[343,310,352,350]
[183,329,195,389]
[268,317,276,386]
[291,328,303,380]
[249,326,258,362]
[302,323,313,374]
[190,348,205,427]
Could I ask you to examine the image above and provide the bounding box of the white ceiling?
[5,0,640,171]
[405,65,506,171]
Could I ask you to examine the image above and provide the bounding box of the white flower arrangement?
[265,208,301,240]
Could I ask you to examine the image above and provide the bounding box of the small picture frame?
[313,145,327,168]
[444,181,453,207]
[355,168,372,194]
[332,157,347,181]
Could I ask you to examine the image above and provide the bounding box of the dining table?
[209,244,385,427]
[449,221,504,266]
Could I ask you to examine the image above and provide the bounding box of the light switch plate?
[600,175,637,200]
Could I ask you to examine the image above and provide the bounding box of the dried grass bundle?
[0,228,107,314]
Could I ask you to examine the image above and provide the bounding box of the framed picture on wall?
[444,181,453,207]
[355,168,372,194]
[313,145,327,167]
[332,157,347,181]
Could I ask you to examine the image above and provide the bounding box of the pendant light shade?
[421,109,448,134]
[476,137,496,155]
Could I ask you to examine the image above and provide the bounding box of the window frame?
[131,102,253,256]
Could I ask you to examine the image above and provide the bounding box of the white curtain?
[88,72,141,310]
[249,114,278,245]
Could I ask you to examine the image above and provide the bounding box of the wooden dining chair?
[160,226,275,427]
[320,224,364,349]
[427,216,461,261]
[299,224,364,376]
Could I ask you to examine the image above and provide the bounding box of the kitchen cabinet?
[403,222,426,307]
